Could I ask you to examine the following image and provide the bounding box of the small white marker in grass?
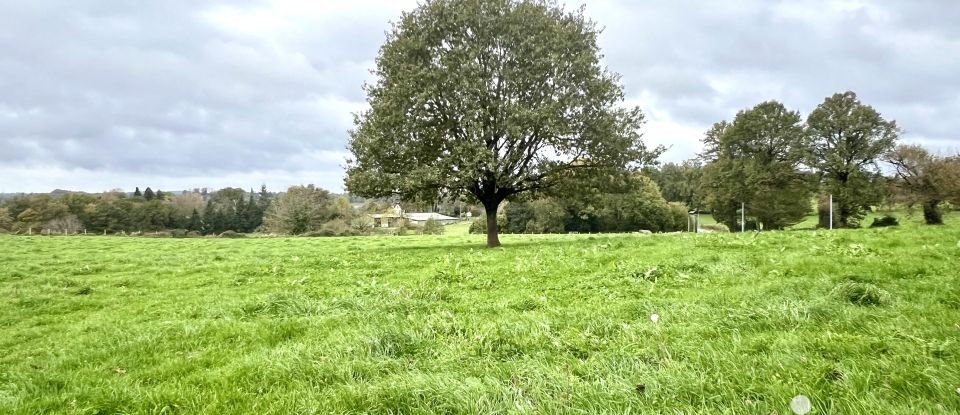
[956,387,960,396]
[650,313,659,324]
[790,395,811,415]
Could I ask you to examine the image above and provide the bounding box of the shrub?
[319,219,358,237]
[700,223,730,233]
[869,215,899,228]
[831,282,890,306]
[171,229,188,238]
[350,216,375,234]
[469,215,505,234]
[186,231,201,237]
[665,202,690,232]
[219,230,246,238]
[422,218,445,235]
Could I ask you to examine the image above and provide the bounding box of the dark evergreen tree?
[187,208,201,231]
[134,187,142,197]
[143,187,155,201]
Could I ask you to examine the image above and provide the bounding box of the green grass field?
[2,217,960,414]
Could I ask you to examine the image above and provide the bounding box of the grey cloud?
[1,0,958,191]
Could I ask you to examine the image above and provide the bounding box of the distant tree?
[155,190,165,200]
[46,215,83,234]
[0,207,13,231]
[201,200,218,235]
[134,187,142,197]
[702,101,814,230]
[187,208,202,232]
[886,145,960,224]
[332,196,355,220]
[345,0,660,247]
[504,202,536,234]
[526,198,567,233]
[350,215,375,234]
[170,192,205,226]
[645,161,704,208]
[596,175,678,233]
[143,187,155,201]
[262,185,335,235]
[807,91,899,227]
[16,208,42,231]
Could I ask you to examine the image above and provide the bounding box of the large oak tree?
[345,0,658,247]
[807,91,898,227]
[701,101,814,230]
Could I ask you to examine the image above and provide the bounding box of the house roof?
[368,213,401,219]
[405,212,458,221]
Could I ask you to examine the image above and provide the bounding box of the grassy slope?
[1,219,959,414]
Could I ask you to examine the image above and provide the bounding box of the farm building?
[367,209,460,228]
[404,212,459,225]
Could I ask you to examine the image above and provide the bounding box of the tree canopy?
[886,145,960,224]
[807,91,899,227]
[345,0,659,247]
[701,101,814,230]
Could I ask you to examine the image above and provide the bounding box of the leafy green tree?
[807,91,899,227]
[16,208,43,231]
[0,207,14,231]
[345,0,658,247]
[526,198,567,233]
[332,196,355,220]
[187,208,202,232]
[886,145,960,224]
[262,185,335,235]
[504,202,536,234]
[201,200,218,235]
[596,175,676,233]
[702,101,814,230]
[644,161,704,208]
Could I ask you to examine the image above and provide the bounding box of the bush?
[187,231,201,237]
[869,215,899,228]
[219,230,246,238]
[171,229,188,238]
[422,218,445,235]
[665,202,690,232]
[350,216,375,234]
[318,219,358,237]
[700,223,730,233]
[469,216,505,234]
[831,282,890,306]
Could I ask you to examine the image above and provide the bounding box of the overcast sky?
[2,0,958,193]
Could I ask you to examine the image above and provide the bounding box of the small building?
[369,213,403,228]
[404,212,459,225]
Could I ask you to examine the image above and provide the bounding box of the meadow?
[1,215,959,414]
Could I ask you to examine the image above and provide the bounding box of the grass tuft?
[831,281,890,306]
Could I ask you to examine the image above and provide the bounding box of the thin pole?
[743,203,747,232]
[829,194,833,230]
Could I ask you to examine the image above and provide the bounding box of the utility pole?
[829,194,834,230]
[741,202,745,233]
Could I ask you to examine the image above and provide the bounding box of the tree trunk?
[485,203,501,248]
[922,199,943,225]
